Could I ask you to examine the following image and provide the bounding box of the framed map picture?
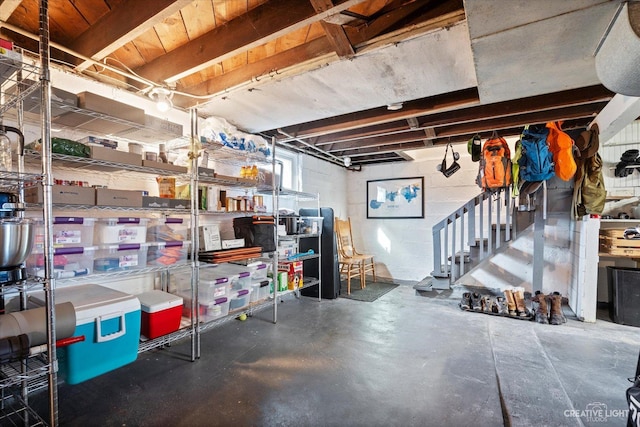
[366,177,424,219]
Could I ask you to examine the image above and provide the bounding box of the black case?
[299,207,340,299]
[233,215,276,252]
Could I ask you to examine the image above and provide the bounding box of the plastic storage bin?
[33,284,141,385]
[178,291,230,323]
[299,216,323,235]
[147,241,190,266]
[607,266,640,327]
[250,279,271,303]
[173,269,230,301]
[147,217,188,242]
[94,217,149,244]
[205,264,252,291]
[94,243,149,272]
[229,289,251,311]
[138,290,183,339]
[35,217,96,248]
[26,246,97,279]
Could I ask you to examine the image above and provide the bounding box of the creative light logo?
[564,402,628,423]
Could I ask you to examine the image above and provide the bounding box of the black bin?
[607,266,640,327]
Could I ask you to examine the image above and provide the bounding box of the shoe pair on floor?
[459,287,530,318]
[531,291,567,325]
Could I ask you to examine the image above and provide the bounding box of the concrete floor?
[33,284,640,426]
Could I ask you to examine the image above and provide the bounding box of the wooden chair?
[335,217,376,294]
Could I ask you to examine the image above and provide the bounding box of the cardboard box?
[278,261,303,290]
[25,185,95,206]
[117,115,184,142]
[91,145,142,166]
[95,188,143,208]
[78,136,118,149]
[169,199,190,209]
[222,238,245,249]
[142,160,188,174]
[142,196,171,209]
[77,92,145,125]
[199,225,221,251]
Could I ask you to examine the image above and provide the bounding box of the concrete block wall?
[344,144,483,281]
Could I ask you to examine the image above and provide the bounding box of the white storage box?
[178,291,230,323]
[26,246,97,279]
[147,241,190,266]
[250,279,271,303]
[147,217,188,242]
[94,243,149,272]
[94,217,149,244]
[33,284,141,385]
[229,289,251,312]
[173,270,229,301]
[35,217,96,248]
[204,264,252,291]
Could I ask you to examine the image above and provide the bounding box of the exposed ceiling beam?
[135,0,368,84]
[178,0,464,101]
[324,103,604,152]
[70,0,192,71]
[277,85,612,142]
[278,87,481,139]
[311,0,356,58]
[0,0,19,21]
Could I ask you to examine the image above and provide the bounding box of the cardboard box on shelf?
[278,261,303,290]
[142,160,188,173]
[25,185,95,206]
[199,224,221,251]
[77,92,145,125]
[90,145,142,166]
[142,196,171,209]
[95,188,143,208]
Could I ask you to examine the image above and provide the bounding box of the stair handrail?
[432,189,513,285]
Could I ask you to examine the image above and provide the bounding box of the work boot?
[549,292,567,325]
[470,292,482,311]
[495,296,509,315]
[481,295,492,313]
[512,287,528,317]
[459,292,471,310]
[531,290,549,324]
[503,289,517,316]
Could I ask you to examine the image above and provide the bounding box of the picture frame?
[366,176,424,219]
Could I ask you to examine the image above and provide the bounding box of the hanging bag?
[546,121,577,181]
[477,132,512,192]
[437,142,460,178]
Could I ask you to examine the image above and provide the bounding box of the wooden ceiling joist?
[70,0,192,71]
[134,0,367,84]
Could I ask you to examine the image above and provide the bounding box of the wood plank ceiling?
[0,0,614,167]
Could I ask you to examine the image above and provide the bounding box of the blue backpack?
[519,125,555,182]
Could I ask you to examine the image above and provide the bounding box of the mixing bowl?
[0,218,34,268]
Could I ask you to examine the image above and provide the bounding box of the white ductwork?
[595,2,640,96]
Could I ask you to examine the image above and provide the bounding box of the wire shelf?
[23,150,191,178]
[0,392,47,426]
[0,53,41,117]
[25,203,191,214]
[138,327,194,354]
[0,276,47,296]
[54,263,192,285]
[0,355,50,391]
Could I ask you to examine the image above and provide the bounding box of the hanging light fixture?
[148,87,174,112]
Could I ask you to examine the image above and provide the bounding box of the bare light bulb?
[343,157,352,167]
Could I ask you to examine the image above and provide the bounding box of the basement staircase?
[425,184,544,290]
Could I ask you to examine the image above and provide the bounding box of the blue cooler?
[49,284,141,384]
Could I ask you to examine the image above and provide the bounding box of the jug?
[0,132,11,172]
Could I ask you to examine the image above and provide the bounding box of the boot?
[459,292,471,310]
[512,287,528,317]
[495,296,509,315]
[549,292,567,325]
[481,295,492,313]
[531,291,549,324]
[503,289,517,316]
[470,292,482,311]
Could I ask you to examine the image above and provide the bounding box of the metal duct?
[595,2,640,96]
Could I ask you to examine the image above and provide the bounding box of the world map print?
[367,178,423,218]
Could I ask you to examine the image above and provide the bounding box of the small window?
[275,149,299,191]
